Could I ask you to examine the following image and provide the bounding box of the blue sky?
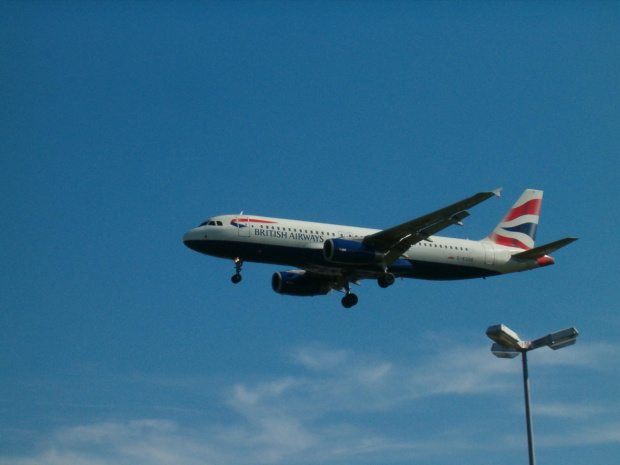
[1,1,618,463]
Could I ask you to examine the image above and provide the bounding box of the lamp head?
[547,327,578,350]
[486,324,523,349]
[490,343,520,359]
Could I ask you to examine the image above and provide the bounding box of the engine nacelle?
[323,238,384,265]
[271,271,331,296]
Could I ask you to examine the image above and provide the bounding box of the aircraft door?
[236,216,251,237]
[483,242,495,265]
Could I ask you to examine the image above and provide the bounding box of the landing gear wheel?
[231,273,242,284]
[378,273,395,288]
[341,293,358,308]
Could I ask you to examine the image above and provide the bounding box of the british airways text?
[254,229,324,242]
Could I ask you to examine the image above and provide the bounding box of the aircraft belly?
[400,259,501,280]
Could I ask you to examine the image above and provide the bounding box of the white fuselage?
[183,214,537,281]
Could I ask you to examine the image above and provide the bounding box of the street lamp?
[486,324,578,465]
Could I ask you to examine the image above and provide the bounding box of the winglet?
[493,188,503,199]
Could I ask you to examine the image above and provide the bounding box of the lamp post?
[486,324,578,465]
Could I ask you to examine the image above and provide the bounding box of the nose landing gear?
[231,257,243,284]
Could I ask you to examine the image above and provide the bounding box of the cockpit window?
[199,219,224,227]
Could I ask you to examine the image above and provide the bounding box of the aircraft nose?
[183,228,204,252]
[182,229,194,243]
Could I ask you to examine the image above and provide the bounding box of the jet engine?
[323,238,383,265]
[271,271,331,296]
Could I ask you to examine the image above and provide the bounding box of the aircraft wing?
[364,188,502,266]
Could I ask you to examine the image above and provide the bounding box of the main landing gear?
[377,272,395,288]
[340,279,359,308]
[341,292,358,308]
[231,257,243,284]
[341,273,394,308]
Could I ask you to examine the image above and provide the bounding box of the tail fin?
[485,189,543,250]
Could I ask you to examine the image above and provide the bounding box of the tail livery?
[487,189,543,250]
[485,189,577,267]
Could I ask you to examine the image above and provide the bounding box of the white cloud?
[534,402,615,420]
[531,342,619,369]
[540,422,620,447]
[291,345,351,371]
[0,420,224,465]
[2,341,618,465]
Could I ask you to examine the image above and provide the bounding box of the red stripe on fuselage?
[233,218,277,224]
[502,199,542,222]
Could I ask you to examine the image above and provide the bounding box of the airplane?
[183,188,577,308]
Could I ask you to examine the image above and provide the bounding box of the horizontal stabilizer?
[512,237,579,260]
